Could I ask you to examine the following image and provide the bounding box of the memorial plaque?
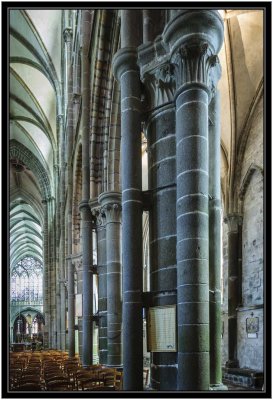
[246,317,259,333]
[75,294,83,317]
[246,317,259,338]
[147,305,177,352]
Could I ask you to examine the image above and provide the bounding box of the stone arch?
[239,163,263,205]
[10,139,52,200]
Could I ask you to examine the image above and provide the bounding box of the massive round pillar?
[139,56,177,388]
[164,10,224,390]
[112,10,143,390]
[99,192,122,367]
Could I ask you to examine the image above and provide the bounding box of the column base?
[209,383,228,390]
[226,360,239,368]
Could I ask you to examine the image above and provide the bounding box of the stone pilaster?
[99,192,122,367]
[224,213,243,368]
[163,10,224,390]
[92,205,107,364]
[139,46,177,388]
[112,10,143,390]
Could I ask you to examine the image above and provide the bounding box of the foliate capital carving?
[63,28,73,43]
[143,62,176,109]
[171,42,221,95]
[98,191,122,224]
[92,207,106,229]
[101,203,122,224]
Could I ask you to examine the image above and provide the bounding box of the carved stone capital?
[91,206,107,229]
[101,203,122,224]
[143,62,176,109]
[57,114,64,124]
[171,42,221,95]
[73,93,81,104]
[98,191,122,224]
[63,28,73,43]
[224,213,243,232]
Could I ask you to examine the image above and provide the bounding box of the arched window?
[10,257,43,304]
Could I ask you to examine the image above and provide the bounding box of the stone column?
[208,90,227,389]
[139,56,177,389]
[76,261,83,360]
[67,253,75,357]
[42,198,50,349]
[143,10,153,43]
[99,192,122,367]
[112,10,143,390]
[79,202,93,366]
[164,10,224,390]
[92,206,108,364]
[80,9,93,367]
[58,111,66,351]
[224,213,243,368]
[64,25,75,357]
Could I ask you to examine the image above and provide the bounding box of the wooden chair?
[46,379,74,391]
[18,376,41,387]
[75,370,99,390]
[15,383,42,391]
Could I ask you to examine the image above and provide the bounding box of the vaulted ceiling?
[9,9,61,267]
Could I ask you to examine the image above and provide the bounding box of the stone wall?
[237,307,263,371]
[221,96,263,371]
[238,97,263,370]
[221,219,229,363]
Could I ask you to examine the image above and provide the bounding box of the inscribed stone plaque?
[75,294,83,317]
[147,305,177,352]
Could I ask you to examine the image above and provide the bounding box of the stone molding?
[112,47,139,81]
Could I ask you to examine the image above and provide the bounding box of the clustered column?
[99,192,122,367]
[164,10,224,390]
[112,10,143,390]
[224,213,243,368]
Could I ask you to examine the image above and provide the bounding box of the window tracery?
[10,257,43,304]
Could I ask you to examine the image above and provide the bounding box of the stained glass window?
[10,257,43,304]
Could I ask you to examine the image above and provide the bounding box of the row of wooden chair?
[10,350,123,391]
